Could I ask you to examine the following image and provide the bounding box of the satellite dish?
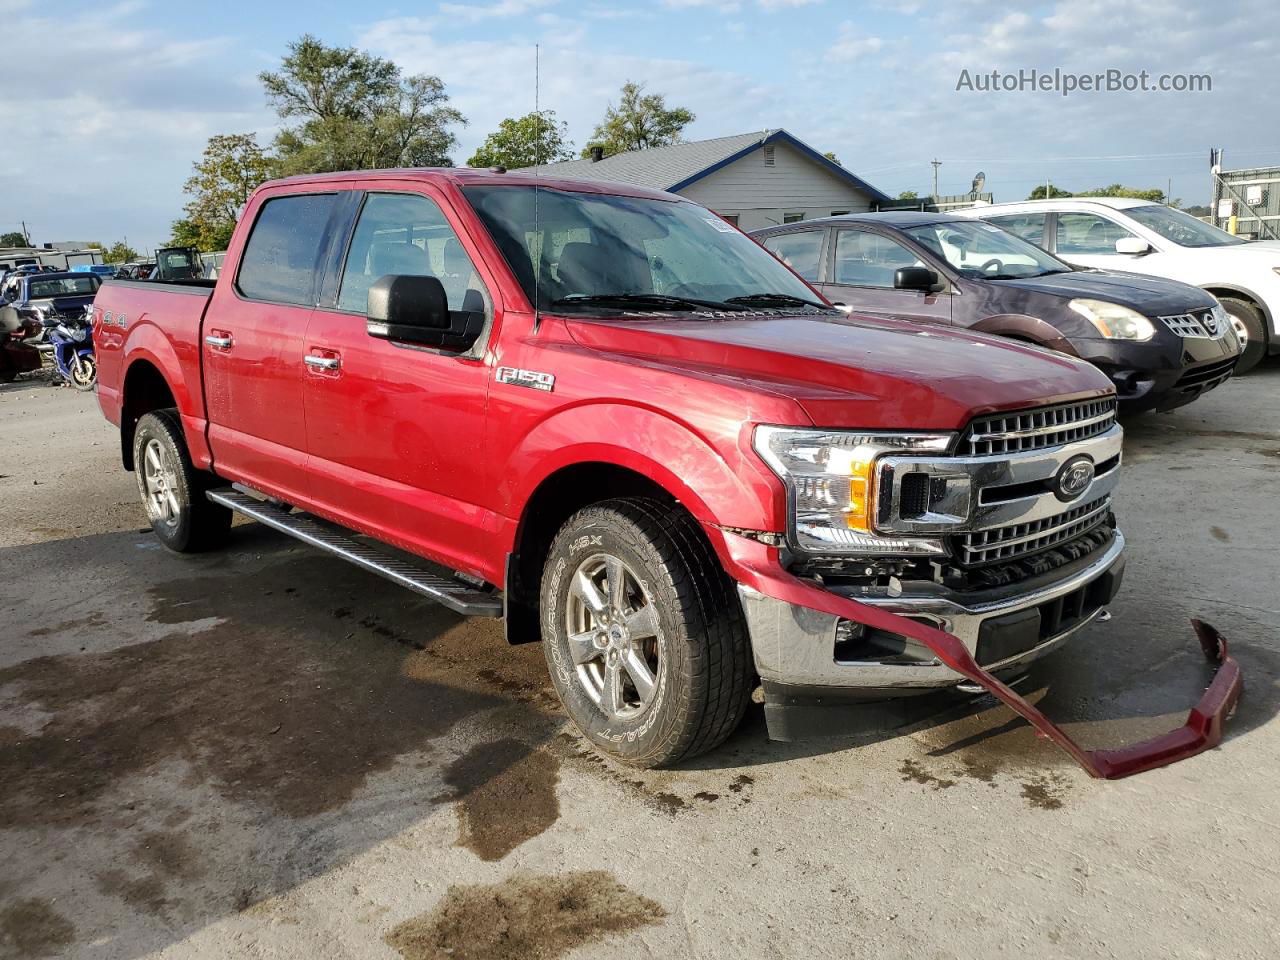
[970,171,986,198]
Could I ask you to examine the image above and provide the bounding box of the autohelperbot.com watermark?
[955,67,1212,97]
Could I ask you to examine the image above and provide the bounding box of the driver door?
[820,228,952,325]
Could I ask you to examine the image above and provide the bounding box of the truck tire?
[541,498,754,768]
[1219,297,1266,374]
[133,409,231,553]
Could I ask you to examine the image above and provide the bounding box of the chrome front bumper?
[737,531,1126,691]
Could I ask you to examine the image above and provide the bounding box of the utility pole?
[931,159,941,199]
[20,220,30,246]
[1045,176,1051,200]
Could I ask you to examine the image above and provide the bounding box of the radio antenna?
[532,43,542,332]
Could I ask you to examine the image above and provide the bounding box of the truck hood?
[562,312,1113,429]
[990,269,1216,315]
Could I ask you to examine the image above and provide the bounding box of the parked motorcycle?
[43,305,96,390]
[0,303,42,383]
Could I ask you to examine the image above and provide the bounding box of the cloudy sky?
[4,0,1278,253]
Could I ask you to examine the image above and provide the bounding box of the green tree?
[823,150,841,165]
[1,230,30,247]
[1076,183,1165,203]
[897,190,919,201]
[167,218,204,249]
[102,241,139,264]
[180,133,274,251]
[261,35,464,174]
[469,111,574,169]
[1026,184,1073,200]
[580,81,694,159]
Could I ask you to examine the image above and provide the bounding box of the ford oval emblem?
[1053,455,1095,502]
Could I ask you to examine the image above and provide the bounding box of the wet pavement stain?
[25,612,106,637]
[0,556,526,825]
[0,898,74,959]
[443,739,561,862]
[1210,526,1231,542]
[899,758,956,790]
[1021,774,1068,810]
[383,871,665,960]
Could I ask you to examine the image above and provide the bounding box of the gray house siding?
[678,141,876,232]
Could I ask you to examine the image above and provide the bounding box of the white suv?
[955,197,1280,372]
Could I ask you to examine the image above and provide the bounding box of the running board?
[206,488,503,617]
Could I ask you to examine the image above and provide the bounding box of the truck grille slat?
[957,496,1111,566]
[958,398,1118,457]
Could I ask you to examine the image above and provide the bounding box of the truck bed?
[94,278,214,435]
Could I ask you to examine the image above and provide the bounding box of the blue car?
[70,264,117,279]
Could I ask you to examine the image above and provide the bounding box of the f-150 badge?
[496,366,555,392]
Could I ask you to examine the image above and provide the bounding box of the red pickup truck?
[92,169,1240,776]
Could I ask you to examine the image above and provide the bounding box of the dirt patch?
[443,739,561,861]
[0,898,74,959]
[0,556,527,825]
[899,758,956,790]
[1210,526,1231,542]
[384,871,665,960]
[25,612,106,637]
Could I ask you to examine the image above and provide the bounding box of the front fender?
[970,314,1079,356]
[504,401,784,535]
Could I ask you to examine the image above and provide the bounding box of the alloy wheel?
[141,438,181,528]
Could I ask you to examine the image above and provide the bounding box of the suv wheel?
[1219,297,1266,374]
[541,498,754,768]
[133,409,231,552]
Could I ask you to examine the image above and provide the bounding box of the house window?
[830,210,851,217]
[762,145,775,166]
[721,214,739,226]
[783,212,805,224]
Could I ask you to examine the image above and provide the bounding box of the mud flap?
[728,538,1243,780]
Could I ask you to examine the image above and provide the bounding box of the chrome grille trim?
[956,495,1111,566]
[1160,307,1223,340]
[958,398,1118,457]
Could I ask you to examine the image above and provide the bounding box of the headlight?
[1068,299,1155,341]
[754,426,952,556]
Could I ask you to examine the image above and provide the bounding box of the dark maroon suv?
[753,212,1241,413]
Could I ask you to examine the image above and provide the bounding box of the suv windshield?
[1125,204,1247,248]
[904,220,1072,279]
[463,185,829,314]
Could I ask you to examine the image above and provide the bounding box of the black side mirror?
[366,274,483,351]
[894,266,940,292]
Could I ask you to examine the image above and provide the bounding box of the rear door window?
[985,213,1048,248]
[237,193,337,305]
[760,230,823,281]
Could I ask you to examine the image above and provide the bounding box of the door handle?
[304,354,340,371]
[204,334,233,349]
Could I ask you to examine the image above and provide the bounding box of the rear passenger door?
[203,189,338,504]
[302,185,501,575]
[983,212,1049,251]
[822,228,952,325]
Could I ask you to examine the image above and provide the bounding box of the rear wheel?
[541,498,754,768]
[1219,297,1266,374]
[133,409,231,552]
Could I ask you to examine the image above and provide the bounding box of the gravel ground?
[1,364,1278,960]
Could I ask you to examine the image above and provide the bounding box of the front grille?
[1175,356,1236,392]
[958,397,1118,457]
[1161,308,1223,339]
[955,495,1111,566]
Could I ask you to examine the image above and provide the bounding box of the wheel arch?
[1202,285,1273,348]
[120,358,177,471]
[969,314,1079,355]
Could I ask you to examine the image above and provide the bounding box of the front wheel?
[1219,297,1266,374]
[133,409,231,552]
[541,498,754,768]
[69,352,97,391]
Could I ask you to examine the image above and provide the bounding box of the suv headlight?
[754,426,953,556]
[1068,299,1155,341]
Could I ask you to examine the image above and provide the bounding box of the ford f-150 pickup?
[91,168,1241,776]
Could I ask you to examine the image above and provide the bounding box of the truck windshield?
[904,220,1072,279]
[1125,204,1247,248]
[463,185,829,313]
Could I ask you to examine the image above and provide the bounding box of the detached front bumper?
[724,533,1242,779]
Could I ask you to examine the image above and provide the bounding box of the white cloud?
[757,0,823,9]
[438,0,559,21]
[824,22,884,62]
[660,0,742,11]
